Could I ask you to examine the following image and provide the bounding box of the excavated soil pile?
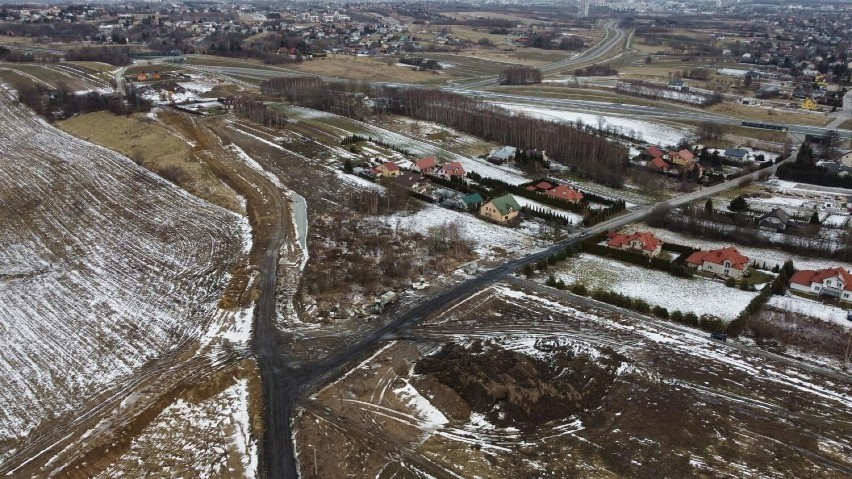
[415,340,627,431]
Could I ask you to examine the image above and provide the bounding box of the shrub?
[725,277,736,287]
[671,310,684,323]
[652,306,669,319]
[572,283,588,296]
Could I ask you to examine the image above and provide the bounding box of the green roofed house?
[480,194,521,224]
[461,193,484,210]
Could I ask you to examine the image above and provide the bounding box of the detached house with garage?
[606,231,664,258]
[685,246,750,279]
[669,149,695,167]
[480,194,521,224]
[373,161,400,177]
[545,185,584,204]
[436,161,465,180]
[789,267,852,302]
[414,156,437,175]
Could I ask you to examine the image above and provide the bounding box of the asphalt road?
[260,151,794,478]
[456,21,626,89]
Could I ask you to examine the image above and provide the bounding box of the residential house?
[668,79,689,92]
[724,148,750,163]
[373,161,400,177]
[525,180,554,192]
[840,150,852,168]
[488,146,516,165]
[606,231,664,258]
[414,156,437,175]
[669,149,695,167]
[789,267,852,301]
[436,161,465,180]
[758,208,792,232]
[685,246,750,279]
[393,173,425,190]
[480,194,521,224]
[647,156,669,172]
[431,188,458,203]
[820,161,852,178]
[545,185,584,203]
[641,145,665,160]
[136,72,148,81]
[844,90,852,113]
[460,193,484,211]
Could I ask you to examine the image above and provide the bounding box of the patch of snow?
[497,103,691,147]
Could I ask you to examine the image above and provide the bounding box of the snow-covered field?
[549,253,758,321]
[139,74,218,103]
[498,103,692,147]
[0,87,245,453]
[94,378,258,478]
[378,204,545,260]
[768,295,852,330]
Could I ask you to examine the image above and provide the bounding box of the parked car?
[710,332,727,342]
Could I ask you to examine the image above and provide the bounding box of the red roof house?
[648,157,669,171]
[643,145,665,158]
[669,149,695,166]
[685,247,750,279]
[607,231,664,257]
[414,156,437,174]
[545,185,584,203]
[372,161,400,177]
[438,161,465,179]
[789,267,852,301]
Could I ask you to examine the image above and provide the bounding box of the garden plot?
[0,86,245,453]
[514,196,584,225]
[549,253,758,321]
[497,103,692,147]
[632,223,852,272]
[767,295,852,330]
[377,204,546,261]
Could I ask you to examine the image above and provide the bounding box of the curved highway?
[456,20,626,89]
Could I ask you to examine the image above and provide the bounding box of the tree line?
[18,81,151,121]
[233,98,287,128]
[261,77,628,185]
[499,66,542,85]
[65,47,132,66]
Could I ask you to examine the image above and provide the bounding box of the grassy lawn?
[742,268,774,287]
[708,102,832,127]
[125,64,187,75]
[285,54,451,84]
[186,55,270,68]
[64,61,117,73]
[488,85,660,107]
[58,110,240,212]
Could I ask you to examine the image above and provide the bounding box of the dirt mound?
[415,340,627,431]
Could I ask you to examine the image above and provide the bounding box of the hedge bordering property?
[726,260,794,336]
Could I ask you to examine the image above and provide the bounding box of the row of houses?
[605,229,852,302]
[356,157,527,225]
